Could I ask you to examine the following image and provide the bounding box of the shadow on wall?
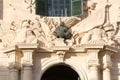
[83,0,88,18]
[0,0,3,19]
[0,66,9,80]
[111,53,120,80]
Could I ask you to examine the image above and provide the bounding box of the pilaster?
[102,46,118,80]
[3,45,23,80]
[102,51,112,80]
[22,50,34,80]
[88,49,100,80]
[18,44,37,80]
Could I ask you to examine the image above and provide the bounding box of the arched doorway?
[41,65,81,80]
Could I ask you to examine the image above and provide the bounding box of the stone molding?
[3,43,38,68]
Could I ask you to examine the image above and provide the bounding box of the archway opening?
[41,65,81,80]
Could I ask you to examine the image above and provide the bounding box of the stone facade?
[0,0,120,80]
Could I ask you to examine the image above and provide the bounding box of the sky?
[0,0,3,19]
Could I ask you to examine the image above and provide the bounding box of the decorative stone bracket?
[56,51,66,62]
[53,46,69,62]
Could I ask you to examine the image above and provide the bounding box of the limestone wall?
[0,67,9,80]
[0,0,3,19]
[3,0,35,30]
[0,53,9,80]
[0,0,120,80]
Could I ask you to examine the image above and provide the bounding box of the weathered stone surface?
[0,0,120,80]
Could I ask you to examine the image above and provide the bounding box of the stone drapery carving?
[68,3,118,47]
[70,4,106,35]
[68,5,106,45]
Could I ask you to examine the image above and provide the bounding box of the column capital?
[3,45,23,70]
[22,62,33,67]
[103,61,112,69]
[17,44,37,66]
[8,62,21,70]
[22,51,33,67]
[102,49,114,69]
[88,60,100,68]
[87,48,101,68]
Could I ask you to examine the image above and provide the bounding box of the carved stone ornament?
[56,51,66,62]
[55,38,66,46]
[24,0,35,13]
[103,51,113,69]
